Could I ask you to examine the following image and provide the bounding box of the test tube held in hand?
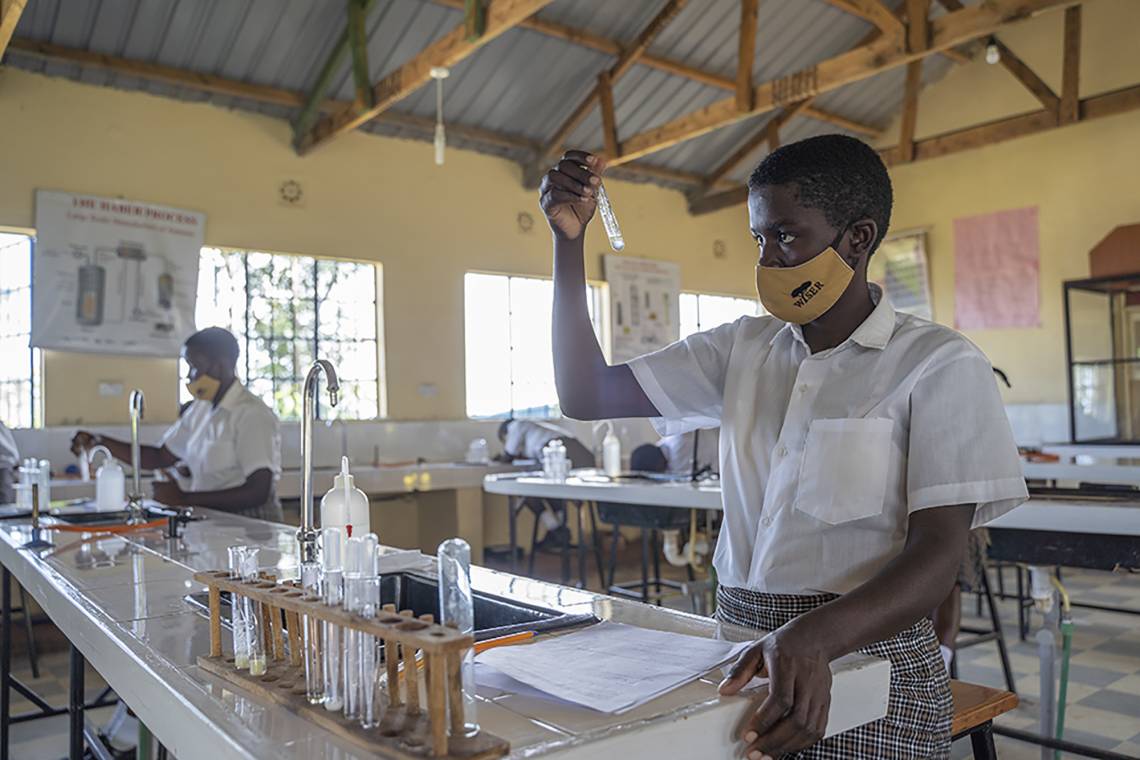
[321,526,345,711]
[595,183,625,252]
[239,547,267,676]
[228,546,250,671]
[300,560,324,704]
[438,538,479,735]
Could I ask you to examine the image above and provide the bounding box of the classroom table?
[0,509,889,759]
[1020,457,1140,488]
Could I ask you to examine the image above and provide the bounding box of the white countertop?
[986,498,1140,537]
[1021,457,1140,487]
[0,509,889,758]
[483,471,724,510]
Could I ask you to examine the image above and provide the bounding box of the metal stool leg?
[17,588,37,680]
[651,530,662,603]
[982,571,1017,694]
[509,496,520,574]
[1016,567,1028,641]
[69,645,84,760]
[527,505,541,577]
[588,504,606,587]
[969,723,998,760]
[639,529,650,603]
[607,521,622,590]
[575,502,587,589]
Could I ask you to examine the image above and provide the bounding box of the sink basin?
[185,571,596,641]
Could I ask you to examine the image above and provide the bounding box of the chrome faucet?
[298,360,339,564]
[127,389,146,523]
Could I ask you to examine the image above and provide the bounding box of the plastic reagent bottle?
[595,183,625,252]
[321,526,345,711]
[438,538,479,735]
[320,456,370,544]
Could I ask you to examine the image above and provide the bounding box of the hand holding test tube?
[539,150,625,252]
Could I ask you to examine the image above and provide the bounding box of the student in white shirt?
[0,420,19,504]
[71,328,282,521]
[539,138,1026,759]
[496,419,594,468]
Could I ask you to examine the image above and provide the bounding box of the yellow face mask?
[755,246,854,324]
[185,373,222,402]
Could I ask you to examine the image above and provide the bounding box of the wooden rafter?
[700,98,814,192]
[898,61,923,162]
[992,38,1059,114]
[529,0,687,173]
[690,83,1140,215]
[736,0,759,111]
[904,0,928,52]
[822,0,905,38]
[1060,5,1080,124]
[800,105,881,136]
[612,0,1083,167]
[296,0,555,155]
[0,0,28,58]
[4,37,729,192]
[598,71,618,159]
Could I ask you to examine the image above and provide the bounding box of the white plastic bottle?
[602,423,622,478]
[91,447,125,512]
[320,456,370,544]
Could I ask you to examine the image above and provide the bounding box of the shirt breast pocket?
[204,439,238,474]
[793,417,893,525]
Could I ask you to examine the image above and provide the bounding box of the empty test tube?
[438,538,478,735]
[239,547,266,676]
[595,183,625,252]
[358,575,382,729]
[343,536,368,720]
[321,526,345,711]
[228,545,250,670]
[300,560,324,704]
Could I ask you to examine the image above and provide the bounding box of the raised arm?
[70,431,178,470]
[540,150,659,421]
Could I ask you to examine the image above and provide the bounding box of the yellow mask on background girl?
[755,243,854,324]
[185,373,221,402]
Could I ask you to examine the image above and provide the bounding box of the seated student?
[71,327,283,521]
[539,137,1026,758]
[496,418,594,469]
[638,428,720,478]
[0,419,18,504]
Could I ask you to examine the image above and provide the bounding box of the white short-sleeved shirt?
[628,286,1027,595]
[160,382,281,493]
[504,420,576,461]
[659,429,719,476]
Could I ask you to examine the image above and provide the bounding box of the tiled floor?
[7,540,1139,759]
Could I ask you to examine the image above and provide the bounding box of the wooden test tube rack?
[194,569,509,759]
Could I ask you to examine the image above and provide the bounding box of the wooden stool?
[951,680,1019,760]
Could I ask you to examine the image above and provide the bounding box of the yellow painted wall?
[877,0,1140,404]
[0,67,755,425]
[2,0,1137,422]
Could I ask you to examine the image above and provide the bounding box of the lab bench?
[0,509,890,759]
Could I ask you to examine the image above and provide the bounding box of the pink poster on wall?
[953,206,1041,329]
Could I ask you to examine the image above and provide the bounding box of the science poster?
[605,255,681,363]
[31,190,204,356]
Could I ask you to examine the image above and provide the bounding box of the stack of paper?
[476,621,755,714]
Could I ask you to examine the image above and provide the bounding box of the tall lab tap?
[127,389,146,523]
[299,360,340,564]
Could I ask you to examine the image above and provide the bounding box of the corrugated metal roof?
[6,0,961,193]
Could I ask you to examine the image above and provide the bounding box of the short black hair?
[184,327,240,367]
[748,134,893,252]
[498,419,514,442]
[630,444,667,473]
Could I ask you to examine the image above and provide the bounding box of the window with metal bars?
[0,232,42,429]
[186,247,383,420]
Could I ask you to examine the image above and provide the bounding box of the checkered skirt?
[716,586,952,760]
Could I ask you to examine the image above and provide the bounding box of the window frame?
[463,270,607,420]
[192,245,386,421]
[679,290,763,339]
[0,227,42,429]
